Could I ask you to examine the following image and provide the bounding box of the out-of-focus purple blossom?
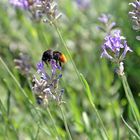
[9,0,29,9]
[76,0,91,10]
[14,53,31,76]
[108,22,116,30]
[101,30,133,62]
[98,14,110,24]
[97,13,116,34]
[33,59,64,106]
[9,0,62,23]
[129,0,140,40]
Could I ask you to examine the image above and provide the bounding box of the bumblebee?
[42,49,67,66]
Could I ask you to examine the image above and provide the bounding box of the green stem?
[0,100,19,139]
[121,74,140,132]
[111,102,120,140]
[59,106,73,140]
[121,116,140,140]
[53,23,84,87]
[34,122,40,140]
[80,73,110,140]
[0,57,33,105]
[47,108,61,140]
[90,100,109,140]
[7,90,11,116]
[0,57,41,121]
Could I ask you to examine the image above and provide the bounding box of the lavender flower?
[129,0,140,40]
[97,14,116,34]
[32,59,64,106]
[9,0,62,23]
[101,30,133,76]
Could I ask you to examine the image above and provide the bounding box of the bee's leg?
[55,60,59,66]
[45,60,49,67]
[56,60,61,67]
[59,61,62,67]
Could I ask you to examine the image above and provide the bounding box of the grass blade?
[121,75,140,132]
[121,116,140,140]
[80,73,109,140]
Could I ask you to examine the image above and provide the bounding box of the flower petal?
[101,48,113,60]
[121,41,133,59]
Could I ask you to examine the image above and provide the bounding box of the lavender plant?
[129,0,140,40]
[99,14,140,136]
[9,0,62,23]
[32,59,72,139]
[98,14,133,76]
[32,60,64,106]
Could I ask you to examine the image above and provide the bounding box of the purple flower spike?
[98,13,117,34]
[129,0,140,40]
[33,58,64,106]
[101,29,132,62]
[9,0,62,23]
[37,61,49,80]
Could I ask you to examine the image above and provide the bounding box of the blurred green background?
[0,0,140,139]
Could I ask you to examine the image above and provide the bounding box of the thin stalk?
[53,23,84,87]
[0,57,33,105]
[59,106,73,140]
[47,108,61,140]
[89,100,109,140]
[121,74,140,132]
[0,57,41,120]
[34,122,40,140]
[80,73,110,140]
[7,91,11,116]
[111,102,120,140]
[121,116,140,140]
[0,100,19,139]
